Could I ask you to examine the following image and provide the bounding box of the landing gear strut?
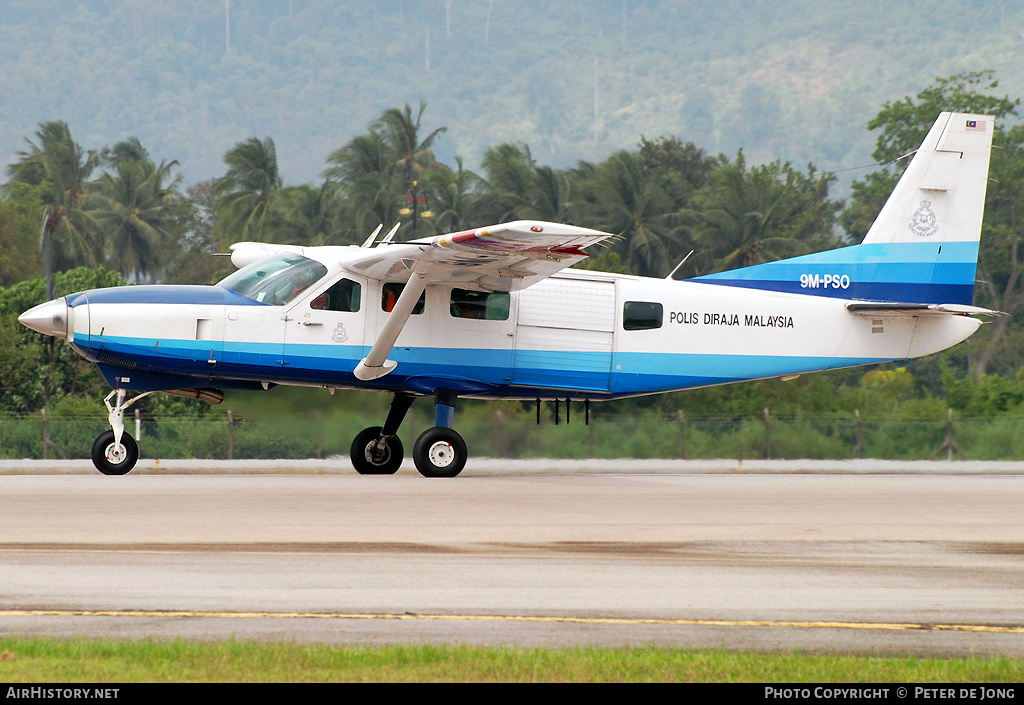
[91,389,151,475]
[349,389,468,478]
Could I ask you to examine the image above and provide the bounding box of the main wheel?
[91,430,139,475]
[413,427,467,478]
[350,426,403,475]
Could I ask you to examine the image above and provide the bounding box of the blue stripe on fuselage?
[81,333,886,398]
[693,241,979,305]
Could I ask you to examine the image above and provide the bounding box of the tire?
[413,427,467,478]
[91,430,139,475]
[350,426,403,475]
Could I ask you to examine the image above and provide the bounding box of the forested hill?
[2,0,1024,186]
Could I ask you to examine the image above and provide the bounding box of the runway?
[0,467,1022,655]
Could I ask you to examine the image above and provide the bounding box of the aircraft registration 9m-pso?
[20,112,996,477]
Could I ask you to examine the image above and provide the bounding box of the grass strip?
[0,637,1022,682]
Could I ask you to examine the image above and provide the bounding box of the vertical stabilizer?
[691,112,995,305]
[863,112,993,246]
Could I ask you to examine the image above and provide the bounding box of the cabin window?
[623,301,663,331]
[218,254,328,306]
[311,278,361,312]
[449,289,510,321]
[381,282,425,314]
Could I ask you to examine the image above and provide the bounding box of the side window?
[311,278,361,312]
[450,289,510,321]
[381,282,425,314]
[623,301,663,331]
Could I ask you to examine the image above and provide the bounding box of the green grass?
[0,638,1021,682]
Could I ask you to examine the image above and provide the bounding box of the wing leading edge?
[344,220,614,291]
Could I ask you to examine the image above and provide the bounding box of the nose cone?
[19,298,69,340]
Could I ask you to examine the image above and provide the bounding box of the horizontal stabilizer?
[846,302,999,318]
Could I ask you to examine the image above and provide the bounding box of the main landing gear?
[349,389,467,478]
[91,389,152,475]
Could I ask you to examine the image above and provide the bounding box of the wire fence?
[7,407,1024,462]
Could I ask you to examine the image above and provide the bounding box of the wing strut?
[353,260,429,381]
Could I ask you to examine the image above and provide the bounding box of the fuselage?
[49,245,981,401]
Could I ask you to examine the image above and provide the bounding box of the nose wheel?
[89,388,151,475]
[91,430,139,475]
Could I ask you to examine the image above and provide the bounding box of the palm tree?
[5,121,103,298]
[425,157,483,232]
[92,157,181,282]
[213,136,282,244]
[574,150,683,278]
[692,156,811,272]
[479,142,538,223]
[275,182,347,246]
[373,101,447,195]
[322,132,390,186]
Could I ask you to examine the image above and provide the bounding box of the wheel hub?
[427,441,455,467]
[365,441,391,466]
[105,443,127,464]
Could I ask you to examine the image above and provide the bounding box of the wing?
[343,220,614,291]
[345,220,613,380]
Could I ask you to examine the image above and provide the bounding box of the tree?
[159,180,234,286]
[689,153,839,274]
[478,142,575,224]
[425,157,483,233]
[842,71,1019,241]
[213,136,283,244]
[0,182,45,287]
[275,182,346,246]
[841,71,1022,377]
[574,150,684,278]
[5,121,104,298]
[91,156,182,282]
[374,101,447,197]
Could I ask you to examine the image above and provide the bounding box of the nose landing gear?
[91,388,152,475]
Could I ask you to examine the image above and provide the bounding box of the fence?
[6,407,1024,462]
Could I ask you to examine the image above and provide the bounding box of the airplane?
[19,112,996,477]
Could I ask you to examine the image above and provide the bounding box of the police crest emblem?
[332,323,348,343]
[909,200,939,238]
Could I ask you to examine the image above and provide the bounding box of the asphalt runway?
[0,464,1022,655]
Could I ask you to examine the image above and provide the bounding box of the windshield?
[218,253,328,306]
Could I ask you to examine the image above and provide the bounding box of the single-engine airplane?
[20,112,996,477]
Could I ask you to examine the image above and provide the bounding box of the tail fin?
[692,112,994,305]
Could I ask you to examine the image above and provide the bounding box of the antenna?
[665,250,694,280]
[376,222,401,247]
[360,223,384,248]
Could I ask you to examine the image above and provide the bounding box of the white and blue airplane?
[19,112,996,477]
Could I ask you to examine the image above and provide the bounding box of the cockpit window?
[218,254,328,306]
[311,278,361,312]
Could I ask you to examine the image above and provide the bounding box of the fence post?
[763,407,772,460]
[495,409,505,458]
[227,409,234,461]
[853,409,862,459]
[588,411,595,458]
[41,407,47,460]
[929,407,968,461]
[677,410,685,459]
